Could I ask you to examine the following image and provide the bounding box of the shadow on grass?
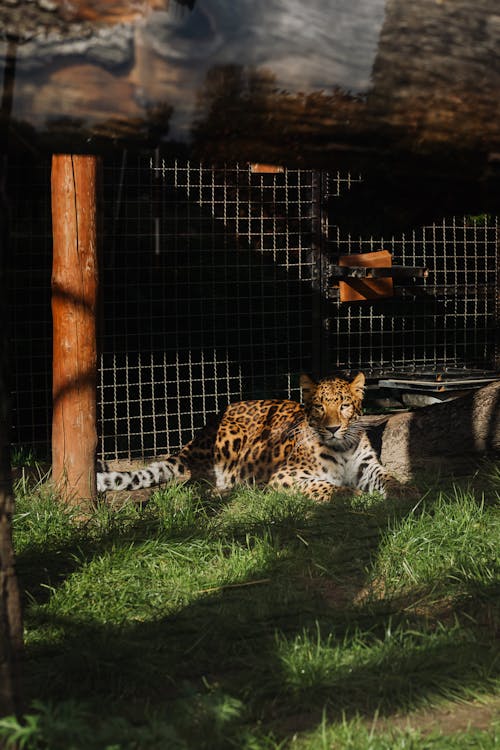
[22,578,499,746]
[14,484,231,606]
[15,484,500,747]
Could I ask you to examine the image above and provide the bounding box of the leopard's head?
[300,372,365,448]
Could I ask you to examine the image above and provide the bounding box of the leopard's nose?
[325,425,343,437]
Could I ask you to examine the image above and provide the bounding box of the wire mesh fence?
[324,172,499,375]
[6,155,53,459]
[98,156,317,460]
[5,154,499,462]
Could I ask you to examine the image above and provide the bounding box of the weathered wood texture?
[51,154,99,502]
[0,158,23,720]
[0,452,23,719]
[2,0,500,179]
[366,380,500,481]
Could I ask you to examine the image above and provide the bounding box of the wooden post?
[51,155,99,502]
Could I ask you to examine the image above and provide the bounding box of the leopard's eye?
[311,403,325,416]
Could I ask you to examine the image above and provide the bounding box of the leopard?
[97,372,402,500]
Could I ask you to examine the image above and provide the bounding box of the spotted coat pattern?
[97,373,390,499]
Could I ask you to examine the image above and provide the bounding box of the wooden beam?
[51,154,99,503]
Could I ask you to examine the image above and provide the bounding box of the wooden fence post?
[51,155,99,503]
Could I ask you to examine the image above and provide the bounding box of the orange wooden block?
[249,164,284,174]
[338,250,394,302]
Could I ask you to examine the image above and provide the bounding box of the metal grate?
[6,156,53,459]
[324,174,499,375]
[98,156,317,460]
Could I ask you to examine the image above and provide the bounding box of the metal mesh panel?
[98,157,316,460]
[324,174,499,375]
[6,157,53,458]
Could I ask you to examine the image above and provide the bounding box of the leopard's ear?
[350,372,366,400]
[300,373,318,404]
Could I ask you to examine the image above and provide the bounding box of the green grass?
[2,467,500,749]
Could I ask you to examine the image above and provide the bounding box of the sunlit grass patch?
[215,484,313,532]
[371,489,500,594]
[13,481,82,553]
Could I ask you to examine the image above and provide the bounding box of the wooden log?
[51,154,99,503]
[365,380,500,482]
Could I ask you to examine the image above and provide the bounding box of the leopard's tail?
[97,456,190,492]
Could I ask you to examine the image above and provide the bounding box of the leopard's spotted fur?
[97,373,391,499]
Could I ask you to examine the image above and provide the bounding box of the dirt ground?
[377,696,500,735]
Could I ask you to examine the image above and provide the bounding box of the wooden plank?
[249,164,284,174]
[51,154,99,503]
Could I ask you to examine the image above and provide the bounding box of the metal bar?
[310,170,326,376]
[494,215,500,369]
[379,376,499,391]
[329,265,428,279]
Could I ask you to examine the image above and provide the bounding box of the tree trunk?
[366,380,500,480]
[0,145,23,719]
[0,445,23,719]
[51,154,99,503]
